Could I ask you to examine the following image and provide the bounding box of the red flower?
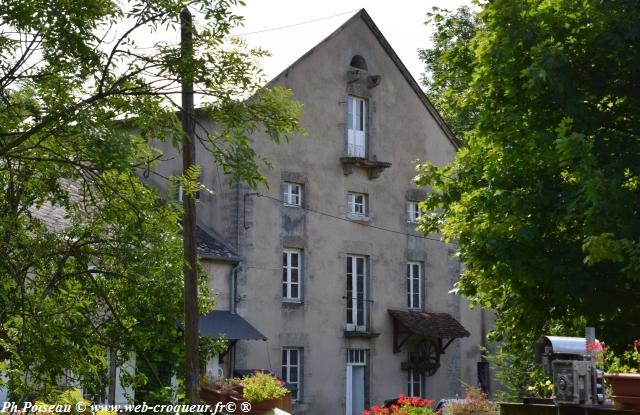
[587,341,603,352]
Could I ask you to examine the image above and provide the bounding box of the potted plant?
[200,375,244,404]
[446,386,498,415]
[364,394,436,415]
[592,339,640,410]
[242,371,290,414]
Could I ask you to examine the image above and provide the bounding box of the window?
[282,348,301,402]
[177,175,201,202]
[407,262,422,310]
[283,182,302,207]
[347,96,366,158]
[282,249,302,301]
[347,192,367,217]
[346,255,367,331]
[406,201,422,223]
[407,370,423,397]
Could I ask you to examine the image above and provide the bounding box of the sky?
[228,0,472,83]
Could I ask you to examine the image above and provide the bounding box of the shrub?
[241,372,288,403]
[447,386,498,415]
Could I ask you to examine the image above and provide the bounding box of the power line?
[147,168,448,244]
[234,9,360,36]
[254,193,446,243]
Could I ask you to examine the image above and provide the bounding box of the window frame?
[177,175,201,202]
[347,192,368,218]
[406,201,422,223]
[347,96,367,158]
[407,369,424,397]
[282,348,302,402]
[282,249,302,302]
[407,262,422,310]
[346,255,368,331]
[283,182,302,207]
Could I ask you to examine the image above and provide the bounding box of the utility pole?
[180,6,200,404]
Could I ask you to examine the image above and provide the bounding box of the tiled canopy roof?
[196,226,239,262]
[388,309,470,339]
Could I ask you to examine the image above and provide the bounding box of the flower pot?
[604,373,640,410]
[246,391,292,414]
[246,397,279,414]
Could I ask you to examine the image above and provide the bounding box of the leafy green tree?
[416,0,640,355]
[0,0,303,400]
[419,6,480,141]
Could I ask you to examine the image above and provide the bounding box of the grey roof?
[196,226,239,262]
[30,181,82,232]
[199,310,267,341]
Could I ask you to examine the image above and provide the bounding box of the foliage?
[416,0,640,354]
[483,344,548,401]
[1,0,303,400]
[364,395,435,415]
[419,6,480,140]
[599,339,640,374]
[200,375,242,392]
[525,379,553,399]
[33,388,116,415]
[241,372,288,403]
[447,386,497,415]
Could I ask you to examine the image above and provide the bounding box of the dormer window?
[347,96,366,158]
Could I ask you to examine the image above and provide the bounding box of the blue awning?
[199,311,267,341]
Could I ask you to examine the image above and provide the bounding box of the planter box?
[200,386,291,414]
[604,373,640,411]
[248,391,292,414]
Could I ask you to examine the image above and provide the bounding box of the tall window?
[347,96,366,158]
[346,255,367,331]
[347,192,367,217]
[177,175,201,202]
[282,249,301,301]
[407,369,423,397]
[282,348,301,402]
[283,182,302,207]
[407,262,422,310]
[406,201,421,223]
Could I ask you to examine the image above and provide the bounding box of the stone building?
[146,9,491,415]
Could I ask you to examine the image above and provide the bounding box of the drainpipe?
[229,263,240,314]
[229,262,240,377]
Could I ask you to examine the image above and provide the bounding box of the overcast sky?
[227,0,472,83]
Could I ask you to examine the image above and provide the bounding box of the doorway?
[346,349,367,415]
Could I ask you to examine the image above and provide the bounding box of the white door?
[351,366,365,415]
[346,350,366,415]
[347,97,366,158]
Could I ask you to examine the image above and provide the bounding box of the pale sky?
[229,0,472,83]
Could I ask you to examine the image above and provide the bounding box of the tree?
[419,6,479,141]
[0,0,303,400]
[416,0,640,355]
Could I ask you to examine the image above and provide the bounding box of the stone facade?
[148,9,491,415]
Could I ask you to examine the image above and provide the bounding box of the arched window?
[350,55,368,71]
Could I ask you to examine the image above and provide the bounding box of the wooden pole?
[180,6,200,404]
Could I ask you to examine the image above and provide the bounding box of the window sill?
[347,215,369,224]
[344,330,380,338]
[283,203,302,208]
[340,156,392,179]
[282,299,303,306]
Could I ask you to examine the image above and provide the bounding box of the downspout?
[229,263,240,314]
[229,262,240,377]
